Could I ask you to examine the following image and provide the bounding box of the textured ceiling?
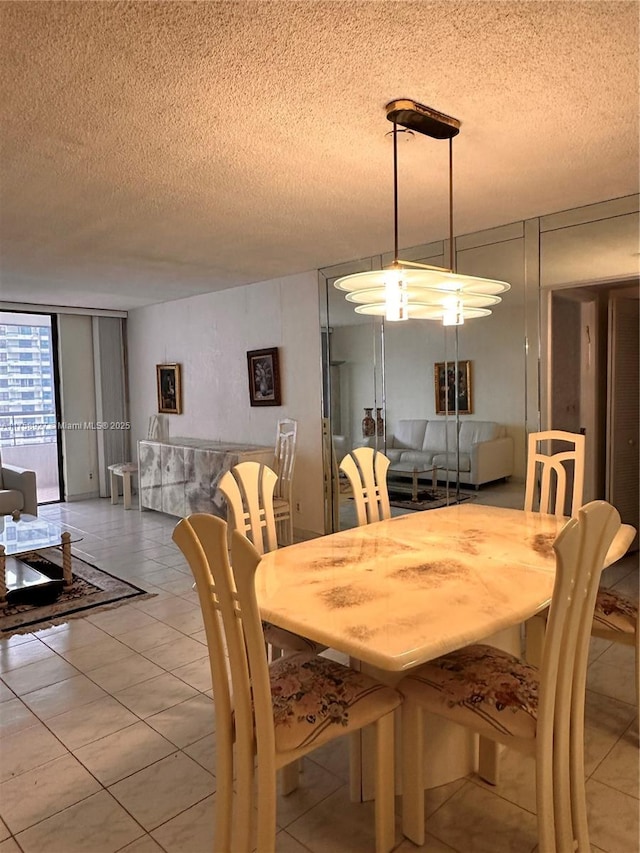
[1,0,638,311]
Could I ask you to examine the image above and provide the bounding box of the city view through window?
[0,312,61,503]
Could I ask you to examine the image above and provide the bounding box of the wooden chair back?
[524,429,585,517]
[339,446,391,526]
[173,514,273,852]
[273,418,297,503]
[219,461,278,555]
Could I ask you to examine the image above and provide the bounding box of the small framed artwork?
[157,364,182,414]
[247,347,281,406]
[434,360,473,415]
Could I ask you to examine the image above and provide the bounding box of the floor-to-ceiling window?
[0,311,63,503]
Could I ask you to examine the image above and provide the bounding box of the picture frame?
[247,347,281,407]
[156,363,182,414]
[434,360,473,415]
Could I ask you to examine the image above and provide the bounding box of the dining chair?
[339,446,391,526]
[524,429,585,517]
[219,460,321,658]
[272,418,297,545]
[173,513,402,853]
[524,430,638,708]
[399,500,622,852]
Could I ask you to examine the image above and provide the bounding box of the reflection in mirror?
[319,235,527,533]
[320,197,638,534]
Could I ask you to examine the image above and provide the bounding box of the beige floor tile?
[0,721,67,782]
[183,734,219,777]
[0,817,10,841]
[87,604,158,636]
[36,619,108,651]
[115,672,198,718]
[134,595,195,621]
[15,790,144,853]
[276,758,345,828]
[87,651,164,693]
[109,752,215,830]
[286,783,400,852]
[0,683,15,703]
[21,673,107,719]
[59,634,134,671]
[0,639,55,674]
[423,777,468,819]
[586,778,640,853]
[117,620,186,652]
[425,781,538,852]
[46,695,139,750]
[0,633,35,649]
[593,640,636,672]
[154,575,198,595]
[588,636,612,666]
[145,694,215,747]
[395,834,458,851]
[119,835,166,853]
[0,655,79,696]
[171,656,213,691]
[591,719,639,799]
[0,838,21,853]
[189,629,208,646]
[141,635,209,671]
[0,697,39,737]
[274,829,314,852]
[74,720,177,785]
[471,749,537,814]
[0,753,101,833]
[152,605,204,635]
[150,794,216,851]
[584,690,638,775]
[305,737,350,783]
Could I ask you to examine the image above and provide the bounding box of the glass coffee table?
[0,514,82,607]
[387,462,433,503]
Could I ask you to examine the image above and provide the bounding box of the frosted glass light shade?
[334,265,510,321]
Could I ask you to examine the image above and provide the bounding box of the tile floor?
[0,498,638,853]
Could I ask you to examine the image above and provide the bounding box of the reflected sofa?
[369,419,514,488]
[0,452,38,516]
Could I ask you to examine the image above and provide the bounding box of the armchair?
[0,454,38,517]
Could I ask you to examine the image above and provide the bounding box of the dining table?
[256,503,636,795]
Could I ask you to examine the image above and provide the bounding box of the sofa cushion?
[397,450,436,466]
[432,452,471,473]
[459,421,500,451]
[422,420,458,453]
[392,420,427,450]
[385,448,404,464]
[0,490,24,514]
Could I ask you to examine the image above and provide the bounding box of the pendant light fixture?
[335,100,510,322]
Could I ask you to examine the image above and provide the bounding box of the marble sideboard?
[138,437,273,517]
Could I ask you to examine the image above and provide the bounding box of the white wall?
[127,271,324,535]
[57,313,99,499]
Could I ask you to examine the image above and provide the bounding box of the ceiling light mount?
[334,99,509,323]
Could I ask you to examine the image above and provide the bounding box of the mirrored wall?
[320,195,639,533]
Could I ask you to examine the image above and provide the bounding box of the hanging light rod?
[334,98,509,323]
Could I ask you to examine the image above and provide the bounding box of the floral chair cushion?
[593,588,637,634]
[399,644,538,740]
[270,653,401,753]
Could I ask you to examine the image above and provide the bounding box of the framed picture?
[156,364,182,414]
[247,347,281,406]
[434,360,473,415]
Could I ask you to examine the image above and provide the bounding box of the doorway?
[549,281,639,535]
[0,311,63,504]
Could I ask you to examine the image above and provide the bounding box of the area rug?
[388,487,476,512]
[1,549,154,636]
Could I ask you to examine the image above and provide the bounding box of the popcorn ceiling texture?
[0,1,638,310]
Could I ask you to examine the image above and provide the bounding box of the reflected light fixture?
[335,100,510,323]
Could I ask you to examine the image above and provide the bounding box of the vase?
[376,408,384,437]
[361,408,375,438]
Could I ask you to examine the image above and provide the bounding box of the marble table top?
[256,504,635,672]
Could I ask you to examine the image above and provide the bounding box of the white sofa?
[372,419,514,488]
[0,452,38,516]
